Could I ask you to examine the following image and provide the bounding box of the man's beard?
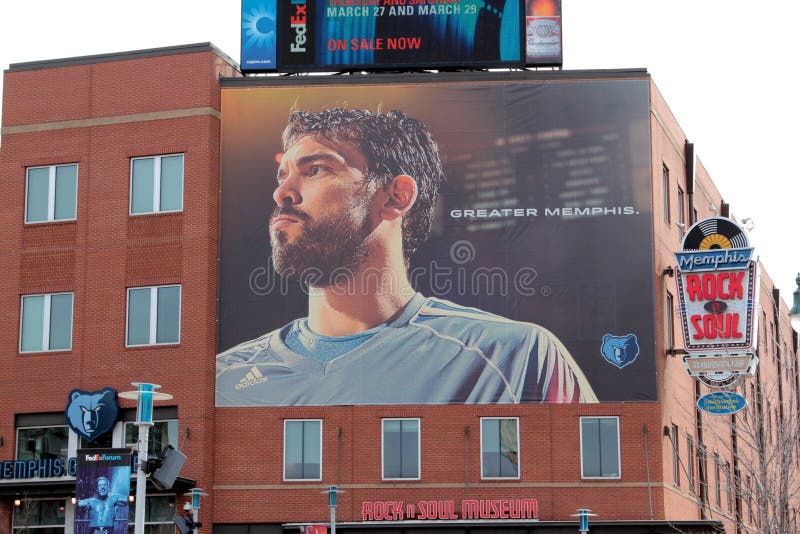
[270,206,373,288]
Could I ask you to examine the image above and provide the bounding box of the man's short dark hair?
[282,108,445,261]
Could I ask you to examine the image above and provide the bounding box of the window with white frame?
[16,426,69,462]
[724,462,733,512]
[666,292,675,350]
[123,420,179,457]
[20,292,73,353]
[127,495,177,534]
[284,420,321,480]
[714,453,721,507]
[382,418,420,480]
[580,416,620,478]
[126,285,181,346]
[25,164,77,223]
[687,435,695,493]
[480,417,519,479]
[130,154,184,214]
[13,499,66,534]
[671,424,680,486]
[662,164,670,224]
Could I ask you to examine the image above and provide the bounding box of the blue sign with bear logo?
[600,334,640,369]
[64,388,120,442]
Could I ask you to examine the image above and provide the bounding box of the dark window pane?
[16,427,69,462]
[599,418,619,476]
[156,286,180,343]
[26,167,50,222]
[21,295,45,352]
[131,158,154,214]
[49,293,73,350]
[383,421,402,478]
[159,155,183,212]
[581,418,619,478]
[401,420,419,478]
[482,419,517,478]
[499,419,518,477]
[127,288,151,345]
[581,418,600,477]
[54,165,77,220]
[302,421,321,479]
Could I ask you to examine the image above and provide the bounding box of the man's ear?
[380,174,418,221]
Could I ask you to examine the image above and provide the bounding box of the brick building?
[0,43,796,534]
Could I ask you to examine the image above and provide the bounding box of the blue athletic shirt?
[284,318,386,362]
[216,293,597,405]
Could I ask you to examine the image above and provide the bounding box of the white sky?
[2,0,798,307]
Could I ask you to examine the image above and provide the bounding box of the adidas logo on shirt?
[235,366,268,390]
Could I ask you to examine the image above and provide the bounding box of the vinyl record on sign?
[681,217,749,251]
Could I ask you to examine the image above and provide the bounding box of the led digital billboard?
[525,0,561,66]
[216,73,656,405]
[241,0,521,71]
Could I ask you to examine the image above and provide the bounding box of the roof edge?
[7,42,239,72]
[221,68,650,87]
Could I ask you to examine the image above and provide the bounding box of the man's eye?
[308,164,330,176]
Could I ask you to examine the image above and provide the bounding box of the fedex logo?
[290,0,307,53]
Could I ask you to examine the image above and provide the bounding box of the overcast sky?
[2,0,798,307]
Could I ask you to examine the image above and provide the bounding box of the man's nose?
[273,174,301,206]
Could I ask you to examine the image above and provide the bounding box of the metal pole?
[329,486,337,534]
[119,383,172,534]
[323,485,340,534]
[190,489,207,534]
[134,423,150,534]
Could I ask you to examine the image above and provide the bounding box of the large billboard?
[216,73,656,406]
[241,0,522,71]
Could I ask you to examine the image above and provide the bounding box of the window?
[126,285,181,346]
[13,499,66,534]
[16,426,69,462]
[671,424,680,486]
[580,417,620,478]
[687,435,695,494]
[724,462,732,512]
[127,495,176,534]
[25,164,77,223]
[124,420,178,457]
[713,453,721,507]
[677,187,685,235]
[746,476,753,523]
[666,292,675,350]
[480,417,519,479]
[130,154,184,214]
[20,293,73,353]
[284,420,321,480]
[662,164,670,223]
[382,418,420,480]
[698,445,708,504]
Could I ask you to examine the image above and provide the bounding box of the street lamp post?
[119,383,173,534]
[790,273,800,333]
[321,486,341,534]
[190,489,208,534]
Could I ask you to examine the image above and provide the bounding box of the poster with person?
[216,73,657,405]
[75,449,131,534]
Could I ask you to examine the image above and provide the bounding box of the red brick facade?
[1,45,796,534]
